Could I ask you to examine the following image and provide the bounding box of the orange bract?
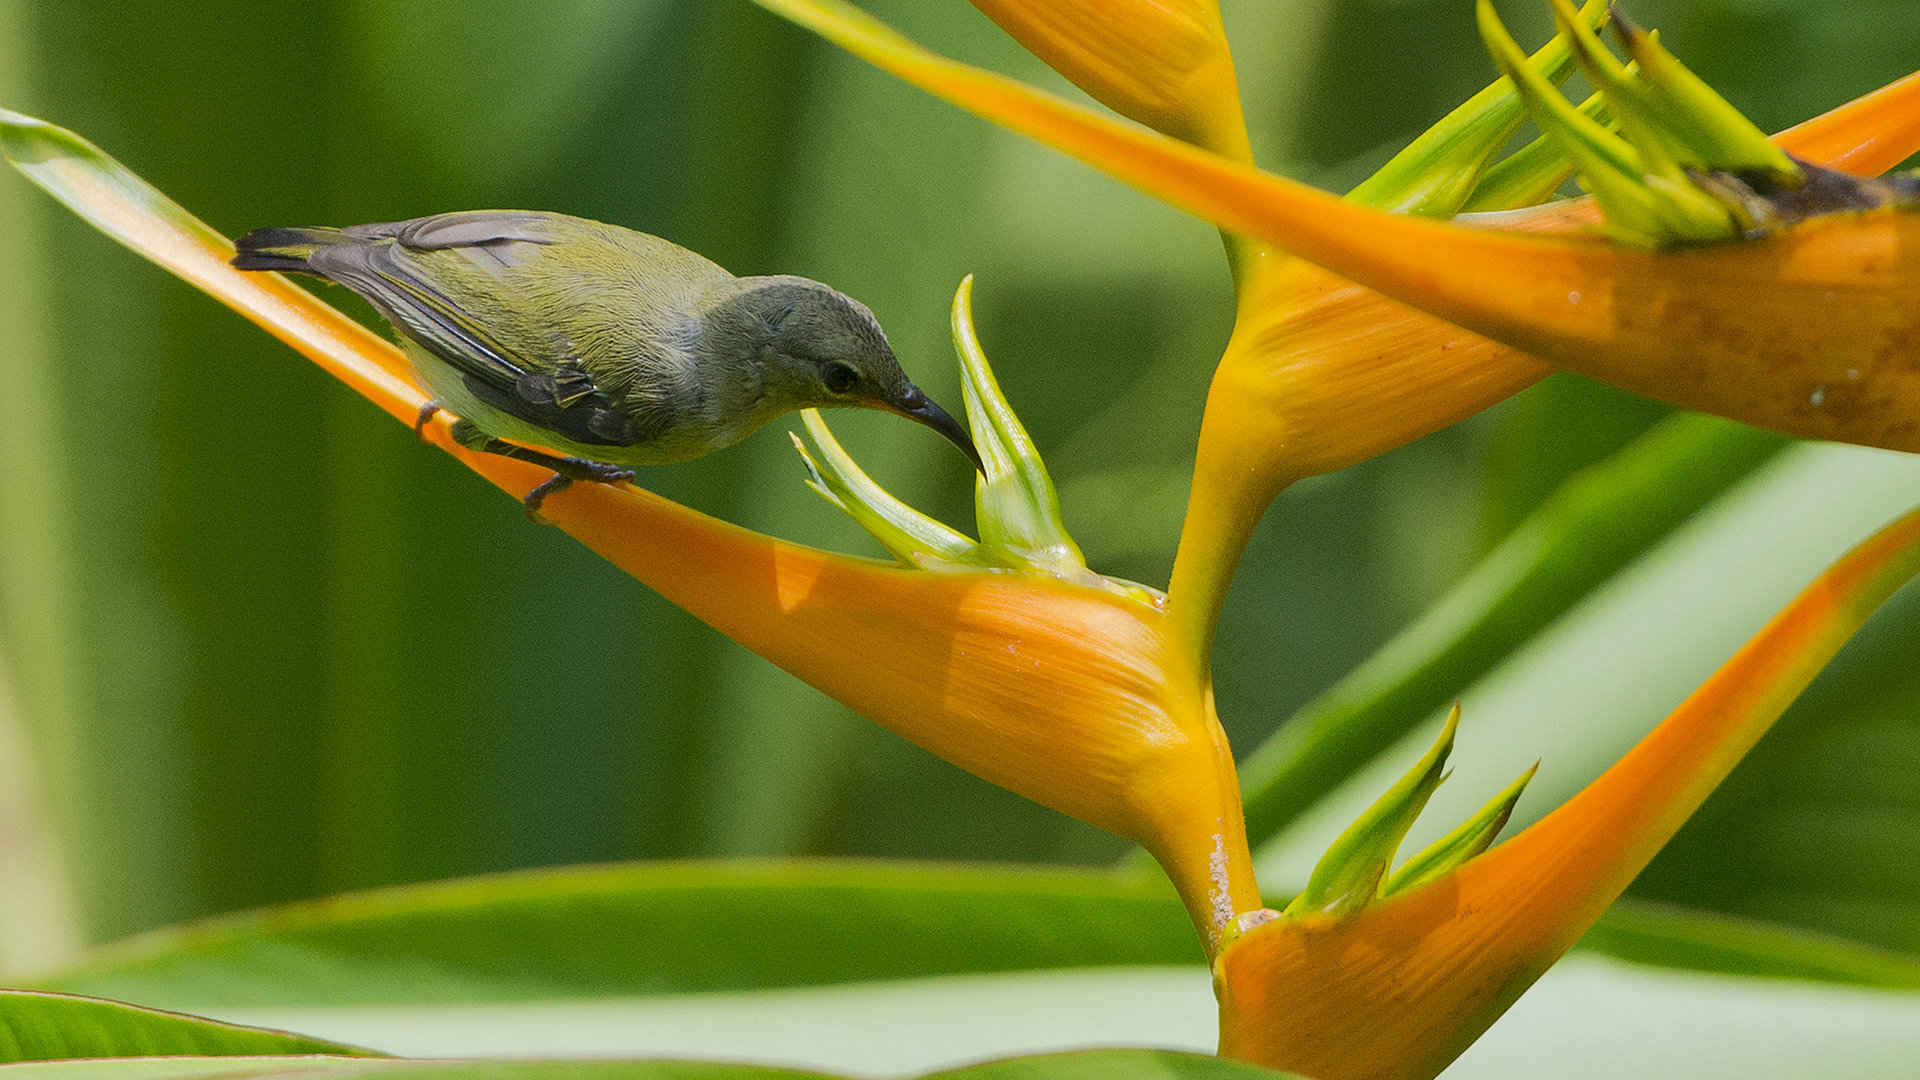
[1214,504,1920,1080]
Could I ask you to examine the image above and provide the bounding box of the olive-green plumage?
[232,210,978,507]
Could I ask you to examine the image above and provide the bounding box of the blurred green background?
[3,0,1919,970]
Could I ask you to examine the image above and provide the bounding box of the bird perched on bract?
[232,210,981,513]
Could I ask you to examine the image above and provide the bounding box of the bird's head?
[721,276,983,471]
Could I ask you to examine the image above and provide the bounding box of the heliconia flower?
[1214,502,1920,1080]
[748,0,1920,668]
[0,109,1265,956]
[752,1,1920,459]
[968,0,1251,163]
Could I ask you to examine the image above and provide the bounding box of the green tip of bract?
[1472,1,1815,246]
[792,276,1161,605]
[1382,759,1538,897]
[1601,3,1798,179]
[790,421,981,569]
[1284,704,1536,918]
[950,274,1091,580]
[1285,705,1461,917]
[1346,0,1605,217]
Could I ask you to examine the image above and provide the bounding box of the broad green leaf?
[1580,900,1920,987]
[0,1050,1299,1080]
[922,1050,1298,1079]
[0,1063,319,1080]
[1452,952,1920,1078]
[0,990,365,1062]
[0,1060,821,1079]
[26,861,1192,1007]
[207,968,1216,1069]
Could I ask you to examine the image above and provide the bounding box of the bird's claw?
[519,461,636,524]
[522,473,571,524]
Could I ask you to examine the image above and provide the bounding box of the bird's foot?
[445,421,634,524]
[521,457,636,524]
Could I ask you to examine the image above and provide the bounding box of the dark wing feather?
[464,363,654,447]
[310,213,651,447]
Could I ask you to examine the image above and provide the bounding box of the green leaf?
[1232,414,1781,851]
[24,861,1193,1008]
[0,989,366,1062]
[1580,900,1920,987]
[0,108,231,259]
[1451,951,1920,1077]
[0,1060,824,1079]
[0,1050,1302,1080]
[922,1050,1301,1079]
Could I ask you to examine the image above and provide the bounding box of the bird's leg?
[447,419,636,522]
[412,399,443,442]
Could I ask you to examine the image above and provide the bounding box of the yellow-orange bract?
[0,109,1261,956]
[969,0,1250,162]
[754,0,1920,457]
[1215,503,1920,1080]
[1169,79,1920,665]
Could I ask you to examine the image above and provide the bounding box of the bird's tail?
[231,225,350,273]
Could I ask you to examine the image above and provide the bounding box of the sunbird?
[232,210,981,512]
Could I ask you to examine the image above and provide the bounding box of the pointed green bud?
[791,415,982,569]
[1347,0,1606,217]
[1285,705,1460,917]
[1382,760,1539,897]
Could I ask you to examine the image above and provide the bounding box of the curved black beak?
[887,385,984,473]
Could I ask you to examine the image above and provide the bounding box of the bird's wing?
[309,220,651,448]
[347,211,566,264]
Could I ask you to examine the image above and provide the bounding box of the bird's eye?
[823,361,858,394]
